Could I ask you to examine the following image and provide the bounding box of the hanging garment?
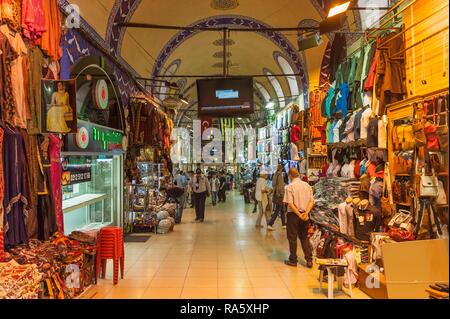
[325,86,335,119]
[335,83,349,118]
[333,119,343,143]
[0,128,4,260]
[0,24,29,129]
[20,130,39,239]
[329,33,347,83]
[342,113,356,142]
[378,115,388,149]
[49,134,64,234]
[21,0,46,40]
[35,0,62,61]
[375,32,406,115]
[360,108,372,140]
[3,128,30,247]
[366,117,379,148]
[36,135,57,240]
[290,124,301,143]
[26,45,44,134]
[0,31,18,127]
[353,109,363,140]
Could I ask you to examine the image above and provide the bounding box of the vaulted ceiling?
[66,0,364,127]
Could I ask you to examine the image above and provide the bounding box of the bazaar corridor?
[84,192,369,299]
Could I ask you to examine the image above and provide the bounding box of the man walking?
[218,172,227,203]
[189,168,211,223]
[173,171,188,223]
[210,173,220,206]
[267,164,286,230]
[283,168,314,268]
[255,171,272,229]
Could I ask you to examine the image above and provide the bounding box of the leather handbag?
[424,121,440,151]
[388,209,414,229]
[436,95,448,151]
[419,168,439,197]
[413,103,427,147]
[394,124,415,151]
[436,180,447,205]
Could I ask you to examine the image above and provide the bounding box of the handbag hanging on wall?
[436,94,448,152]
[413,103,427,147]
[419,167,439,198]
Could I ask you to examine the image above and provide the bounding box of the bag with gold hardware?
[413,103,426,147]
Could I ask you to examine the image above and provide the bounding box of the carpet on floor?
[124,234,151,243]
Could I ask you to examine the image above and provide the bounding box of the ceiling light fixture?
[328,1,351,17]
[265,101,275,109]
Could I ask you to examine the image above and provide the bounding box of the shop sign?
[75,126,89,149]
[93,80,109,110]
[65,121,125,153]
[61,157,92,185]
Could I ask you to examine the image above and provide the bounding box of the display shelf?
[62,193,108,213]
[309,153,328,157]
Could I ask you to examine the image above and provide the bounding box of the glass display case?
[62,155,123,234]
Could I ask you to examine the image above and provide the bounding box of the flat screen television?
[197,77,254,117]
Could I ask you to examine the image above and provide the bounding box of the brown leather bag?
[436,95,448,152]
[413,103,426,147]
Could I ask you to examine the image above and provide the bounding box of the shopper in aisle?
[218,171,227,203]
[189,168,210,223]
[187,170,195,208]
[173,171,188,223]
[283,168,314,268]
[267,164,286,230]
[210,173,220,206]
[252,164,262,213]
[255,171,273,228]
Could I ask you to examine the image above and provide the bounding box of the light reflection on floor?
[85,191,370,299]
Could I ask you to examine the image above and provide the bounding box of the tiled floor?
[84,191,370,299]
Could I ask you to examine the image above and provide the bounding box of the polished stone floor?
[84,191,369,299]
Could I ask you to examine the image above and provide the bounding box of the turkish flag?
[200,117,212,136]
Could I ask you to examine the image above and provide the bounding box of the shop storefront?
[62,57,126,234]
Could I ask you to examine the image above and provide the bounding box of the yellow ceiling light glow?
[327,1,351,18]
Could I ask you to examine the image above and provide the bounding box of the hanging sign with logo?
[93,79,109,109]
[64,120,126,153]
[61,157,92,186]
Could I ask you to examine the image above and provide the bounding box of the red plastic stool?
[96,226,125,285]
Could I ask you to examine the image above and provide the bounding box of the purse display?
[436,95,448,152]
[419,168,439,198]
[393,124,415,151]
[388,209,414,231]
[413,103,427,147]
[436,180,448,205]
[424,121,440,151]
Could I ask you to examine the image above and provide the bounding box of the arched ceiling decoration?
[150,15,308,97]
[66,0,367,124]
[274,51,300,97]
[263,68,286,108]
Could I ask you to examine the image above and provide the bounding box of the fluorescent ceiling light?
[328,1,351,17]
[265,101,275,109]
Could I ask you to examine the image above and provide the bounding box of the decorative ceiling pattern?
[66,0,367,125]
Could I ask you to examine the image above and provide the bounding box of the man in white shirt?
[255,171,272,228]
[189,169,211,223]
[283,168,314,268]
[210,174,220,206]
